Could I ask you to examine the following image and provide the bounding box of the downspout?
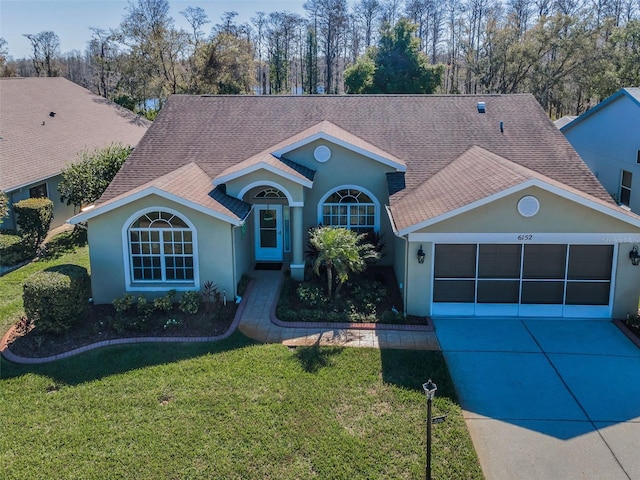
[231,224,237,297]
[385,205,408,316]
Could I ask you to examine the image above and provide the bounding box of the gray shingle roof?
[98,94,614,227]
[0,77,150,192]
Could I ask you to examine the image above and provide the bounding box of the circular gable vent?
[518,195,540,217]
[314,145,332,163]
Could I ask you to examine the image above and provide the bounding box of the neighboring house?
[0,77,150,230]
[553,115,577,129]
[560,88,640,213]
[71,94,640,319]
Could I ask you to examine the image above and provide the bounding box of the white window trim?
[317,185,380,232]
[121,206,200,292]
[620,169,632,207]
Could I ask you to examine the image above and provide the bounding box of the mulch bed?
[5,303,236,359]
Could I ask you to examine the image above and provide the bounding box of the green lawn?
[0,231,483,479]
[0,230,90,336]
[1,336,483,479]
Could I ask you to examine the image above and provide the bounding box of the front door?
[255,205,283,261]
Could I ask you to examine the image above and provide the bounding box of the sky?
[0,0,307,59]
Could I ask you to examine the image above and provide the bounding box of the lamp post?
[423,379,437,480]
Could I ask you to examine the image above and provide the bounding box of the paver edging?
[0,281,254,365]
[613,318,640,349]
[269,276,435,332]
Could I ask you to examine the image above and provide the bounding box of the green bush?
[0,231,29,266]
[296,283,327,308]
[14,197,53,254]
[23,264,91,334]
[153,290,176,313]
[179,290,201,314]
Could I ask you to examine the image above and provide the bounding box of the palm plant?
[309,226,380,300]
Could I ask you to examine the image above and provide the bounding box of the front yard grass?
[0,335,483,479]
[0,229,89,337]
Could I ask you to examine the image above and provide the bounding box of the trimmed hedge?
[14,197,53,253]
[23,264,91,334]
[0,231,28,266]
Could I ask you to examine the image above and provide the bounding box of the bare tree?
[23,31,60,76]
[355,0,383,48]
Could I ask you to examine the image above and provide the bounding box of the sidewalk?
[238,270,440,350]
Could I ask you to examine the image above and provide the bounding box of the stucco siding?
[292,140,396,266]
[406,242,432,316]
[420,186,637,234]
[86,194,235,304]
[613,243,640,319]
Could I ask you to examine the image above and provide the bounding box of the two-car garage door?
[432,243,614,317]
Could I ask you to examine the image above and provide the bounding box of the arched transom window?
[322,188,377,233]
[129,211,194,282]
[254,188,286,199]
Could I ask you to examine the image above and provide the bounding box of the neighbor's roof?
[560,87,640,133]
[0,77,150,192]
[96,94,614,226]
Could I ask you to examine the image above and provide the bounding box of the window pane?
[521,281,565,304]
[433,280,475,302]
[434,244,477,278]
[477,280,520,303]
[260,230,277,248]
[260,210,276,228]
[566,282,610,305]
[478,244,521,279]
[568,245,613,280]
[622,170,632,188]
[621,187,631,206]
[523,244,567,279]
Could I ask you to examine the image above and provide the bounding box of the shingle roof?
[0,77,150,192]
[390,146,627,232]
[91,162,251,223]
[98,94,615,228]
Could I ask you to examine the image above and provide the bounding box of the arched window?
[254,188,286,199]
[321,187,377,233]
[128,211,194,282]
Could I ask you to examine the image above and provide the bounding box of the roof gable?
[270,120,407,172]
[560,88,640,133]
[71,162,250,225]
[391,146,640,235]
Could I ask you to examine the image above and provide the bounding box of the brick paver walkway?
[238,270,440,350]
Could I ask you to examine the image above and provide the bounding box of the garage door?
[432,244,614,318]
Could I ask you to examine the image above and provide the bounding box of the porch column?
[290,206,305,280]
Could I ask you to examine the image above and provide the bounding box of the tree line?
[1,0,639,119]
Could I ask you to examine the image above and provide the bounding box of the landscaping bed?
[4,302,237,359]
[277,265,428,326]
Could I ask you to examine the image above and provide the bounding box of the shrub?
[0,231,29,266]
[112,294,135,314]
[0,190,8,225]
[296,283,328,308]
[136,295,155,320]
[179,290,201,314]
[23,264,91,334]
[14,197,53,254]
[153,290,176,313]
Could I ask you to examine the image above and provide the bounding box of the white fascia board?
[214,161,313,188]
[272,132,407,172]
[4,172,62,193]
[385,205,400,236]
[69,186,243,226]
[408,232,640,244]
[397,179,640,236]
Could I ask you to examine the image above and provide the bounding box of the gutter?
[385,205,408,316]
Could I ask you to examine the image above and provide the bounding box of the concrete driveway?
[433,317,640,480]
